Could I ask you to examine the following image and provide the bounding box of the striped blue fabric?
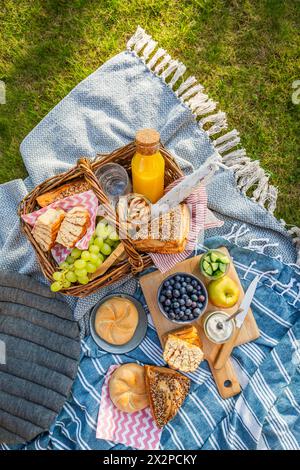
[2,237,299,450]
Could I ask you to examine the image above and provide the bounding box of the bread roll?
[95,297,138,345]
[109,363,149,413]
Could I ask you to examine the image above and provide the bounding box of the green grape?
[52,271,63,281]
[109,231,119,241]
[89,244,100,254]
[66,271,77,283]
[89,253,99,265]
[86,262,97,274]
[59,262,69,270]
[75,268,87,278]
[101,243,112,256]
[78,276,89,285]
[74,259,87,270]
[94,237,104,249]
[63,280,71,288]
[95,257,103,268]
[71,247,82,259]
[81,250,91,261]
[88,235,95,246]
[105,238,115,247]
[50,281,62,292]
[66,255,75,265]
[98,253,105,262]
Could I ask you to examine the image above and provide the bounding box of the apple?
[207,275,240,308]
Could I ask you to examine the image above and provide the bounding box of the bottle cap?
[135,128,160,149]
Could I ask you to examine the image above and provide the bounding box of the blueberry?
[166,290,173,298]
[185,298,192,307]
[182,315,188,320]
[170,279,175,286]
[175,282,181,290]
[175,275,181,282]
[182,294,188,299]
[173,290,180,298]
[179,298,185,306]
[161,289,168,296]
[186,277,191,283]
[191,294,198,302]
[189,314,194,320]
[169,312,175,319]
[181,306,186,312]
[193,308,201,316]
[174,308,181,315]
[159,295,166,303]
[187,285,193,293]
[164,306,170,313]
[197,284,202,291]
[197,302,203,309]
[180,287,187,295]
[182,281,187,287]
[191,302,197,309]
[178,311,184,317]
[185,308,191,315]
[173,302,180,309]
[164,280,170,287]
[165,299,171,306]
[191,279,198,287]
[199,295,206,302]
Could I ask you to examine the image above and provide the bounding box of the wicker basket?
[18,142,183,297]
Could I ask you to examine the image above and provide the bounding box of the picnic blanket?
[0,26,299,449]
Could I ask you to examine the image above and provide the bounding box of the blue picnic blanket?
[0,27,299,450]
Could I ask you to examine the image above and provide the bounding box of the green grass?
[0,0,299,224]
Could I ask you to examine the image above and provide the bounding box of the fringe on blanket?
[127,26,300,265]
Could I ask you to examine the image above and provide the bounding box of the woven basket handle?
[77,158,144,274]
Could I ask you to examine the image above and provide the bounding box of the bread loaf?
[109,363,149,413]
[132,203,190,254]
[32,208,65,251]
[56,206,90,248]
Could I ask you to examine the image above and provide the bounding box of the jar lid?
[135,128,160,147]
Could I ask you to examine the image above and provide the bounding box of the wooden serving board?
[140,247,260,399]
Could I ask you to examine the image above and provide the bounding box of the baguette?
[36,179,90,207]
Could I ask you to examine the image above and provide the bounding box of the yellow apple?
[207,276,240,308]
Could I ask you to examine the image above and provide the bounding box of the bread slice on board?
[145,365,190,427]
[163,325,204,373]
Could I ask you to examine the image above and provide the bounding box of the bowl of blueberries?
[157,272,208,323]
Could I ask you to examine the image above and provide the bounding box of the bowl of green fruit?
[199,250,230,280]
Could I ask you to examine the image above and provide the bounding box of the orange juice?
[131,129,165,203]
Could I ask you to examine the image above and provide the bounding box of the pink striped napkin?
[96,365,162,450]
[150,178,224,273]
[21,190,99,264]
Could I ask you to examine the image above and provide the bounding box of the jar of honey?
[131,129,165,203]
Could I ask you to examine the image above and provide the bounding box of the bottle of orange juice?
[131,129,165,203]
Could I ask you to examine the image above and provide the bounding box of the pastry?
[32,208,65,251]
[95,297,139,345]
[109,363,149,413]
[145,365,190,427]
[163,326,204,373]
[132,203,190,254]
[36,179,90,207]
[56,206,90,248]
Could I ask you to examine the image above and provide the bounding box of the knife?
[150,152,222,220]
[213,274,260,370]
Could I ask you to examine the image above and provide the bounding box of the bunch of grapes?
[50,219,120,292]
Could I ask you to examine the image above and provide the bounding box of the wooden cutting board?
[140,247,260,399]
